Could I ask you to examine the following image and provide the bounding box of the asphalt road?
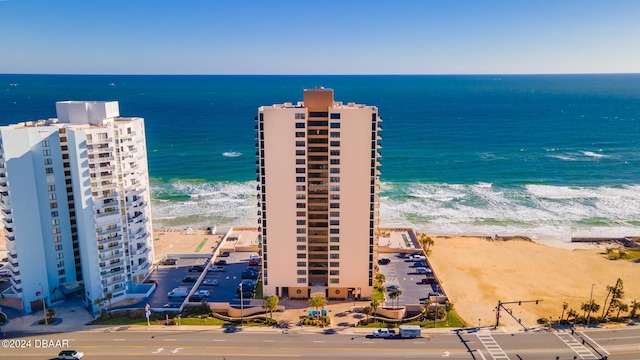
[3,327,639,359]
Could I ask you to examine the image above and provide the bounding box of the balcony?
[98,234,122,245]
[88,155,115,163]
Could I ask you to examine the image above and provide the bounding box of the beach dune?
[428,236,640,327]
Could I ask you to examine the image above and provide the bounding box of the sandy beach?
[428,236,640,327]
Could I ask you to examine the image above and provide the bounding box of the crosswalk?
[555,333,598,359]
[477,333,510,360]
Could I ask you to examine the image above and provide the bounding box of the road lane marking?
[555,333,597,359]
[113,338,126,341]
[263,340,275,342]
[312,340,325,343]
[164,338,176,341]
[476,333,509,359]
[212,339,227,342]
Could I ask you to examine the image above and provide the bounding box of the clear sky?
[1,0,639,75]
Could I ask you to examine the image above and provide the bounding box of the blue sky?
[1,0,639,74]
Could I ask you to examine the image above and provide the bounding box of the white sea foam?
[581,150,609,159]
[222,151,242,157]
[150,180,640,242]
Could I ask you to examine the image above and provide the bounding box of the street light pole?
[587,283,595,327]
[240,283,244,328]
[39,283,47,326]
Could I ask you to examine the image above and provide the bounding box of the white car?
[409,254,426,262]
[415,267,432,274]
[58,350,84,359]
[208,266,225,272]
[202,279,219,286]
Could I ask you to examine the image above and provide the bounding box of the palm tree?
[46,308,56,323]
[581,300,600,324]
[602,278,624,318]
[561,302,568,321]
[262,295,279,321]
[630,300,640,319]
[308,295,327,326]
[362,306,373,324]
[421,298,432,319]
[444,301,454,325]
[567,308,578,326]
[105,293,113,313]
[388,289,403,309]
[375,273,386,287]
[370,298,380,323]
[616,301,629,320]
[419,234,435,255]
[93,297,105,313]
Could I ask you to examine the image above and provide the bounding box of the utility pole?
[240,283,244,328]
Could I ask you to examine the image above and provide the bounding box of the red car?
[248,258,260,266]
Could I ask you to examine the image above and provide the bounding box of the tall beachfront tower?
[0,101,154,313]
[256,87,382,300]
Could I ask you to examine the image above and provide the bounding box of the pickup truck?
[372,325,422,339]
[372,328,396,338]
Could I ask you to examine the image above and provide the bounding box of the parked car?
[202,279,219,286]
[189,290,210,301]
[168,287,189,298]
[58,350,84,359]
[409,254,426,262]
[242,270,259,279]
[214,259,227,266]
[415,267,432,275]
[420,277,434,284]
[208,266,225,272]
[236,290,255,298]
[142,279,158,285]
[248,258,260,266]
[161,258,177,265]
[219,251,231,257]
[188,265,205,272]
[182,276,199,283]
[412,261,428,267]
[386,285,400,291]
[377,258,390,265]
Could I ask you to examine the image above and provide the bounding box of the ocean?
[1,74,639,241]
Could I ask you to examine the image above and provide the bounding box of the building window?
[296,168,306,174]
[330,278,339,284]
[296,141,305,147]
[330,177,340,183]
[296,185,306,191]
[330,270,339,275]
[330,117,341,123]
[330,132,340,138]
[297,261,306,267]
[55,244,63,251]
[295,113,306,120]
[296,236,306,242]
[57,261,64,268]
[296,177,305,183]
[48,185,56,191]
[330,150,340,156]
[296,228,306,234]
[48,193,56,200]
[297,254,306,259]
[297,278,306,283]
[42,140,50,147]
[330,211,340,217]
[296,220,306,225]
[330,220,339,226]
[330,168,340,174]
[330,203,340,208]
[296,159,305,165]
[330,194,340,200]
[51,219,60,226]
[330,186,340,192]
[297,270,307,275]
[309,112,328,118]
[295,122,305,128]
[330,141,340,146]
[44,158,52,165]
[53,227,60,234]
[296,210,306,216]
[296,150,305,156]
[330,245,340,251]
[330,262,339,267]
[330,236,339,242]
[330,159,340,165]
[56,252,63,259]
[330,229,339,235]
[330,253,339,259]
[58,269,65,276]
[51,211,59,218]
[295,131,305,137]
[45,167,54,174]
[296,245,306,251]
[296,203,306,209]
[296,194,306,200]
[43,149,51,156]
[54,236,61,243]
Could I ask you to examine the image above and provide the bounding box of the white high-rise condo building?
[0,101,154,313]
[256,87,382,300]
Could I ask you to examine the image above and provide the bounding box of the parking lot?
[377,253,442,307]
[145,251,261,309]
